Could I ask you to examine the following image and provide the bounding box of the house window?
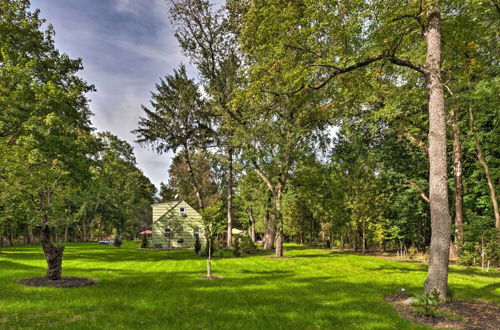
[193,231,199,239]
[179,207,186,217]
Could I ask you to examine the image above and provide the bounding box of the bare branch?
[407,180,430,203]
[311,55,387,90]
[388,56,426,74]
[251,159,275,193]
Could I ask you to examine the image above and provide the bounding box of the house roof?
[151,200,199,213]
[150,200,182,207]
[151,200,202,226]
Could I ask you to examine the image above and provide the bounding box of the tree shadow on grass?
[2,245,497,329]
[0,259,44,272]
[288,253,331,259]
[239,269,294,275]
[1,268,420,329]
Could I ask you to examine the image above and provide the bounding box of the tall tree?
[169,0,242,247]
[168,151,220,208]
[238,0,460,297]
[0,0,95,279]
[135,65,210,211]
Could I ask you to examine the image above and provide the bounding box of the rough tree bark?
[28,226,34,245]
[226,147,234,248]
[450,108,464,243]
[274,187,283,258]
[262,193,275,250]
[64,222,69,242]
[40,223,64,280]
[423,1,452,298]
[82,220,87,242]
[469,106,500,229]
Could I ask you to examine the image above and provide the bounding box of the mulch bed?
[386,293,500,329]
[18,276,97,288]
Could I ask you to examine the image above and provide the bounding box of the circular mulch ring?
[18,276,97,288]
[386,293,500,329]
[200,275,221,280]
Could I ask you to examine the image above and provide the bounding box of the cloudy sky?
[30,0,189,190]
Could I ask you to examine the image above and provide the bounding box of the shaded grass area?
[0,243,498,329]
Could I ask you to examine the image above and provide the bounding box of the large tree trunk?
[183,146,204,210]
[361,222,366,254]
[275,228,283,257]
[469,106,500,229]
[8,223,13,246]
[450,108,464,244]
[28,226,34,245]
[40,224,64,280]
[64,222,69,242]
[262,193,275,250]
[226,147,234,248]
[423,2,452,298]
[274,188,283,258]
[246,207,256,242]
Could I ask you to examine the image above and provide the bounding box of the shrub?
[325,239,331,249]
[408,247,417,259]
[113,236,123,248]
[233,235,241,257]
[194,235,201,255]
[410,290,442,316]
[241,235,257,254]
[141,234,149,248]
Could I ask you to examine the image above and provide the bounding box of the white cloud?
[30,0,187,189]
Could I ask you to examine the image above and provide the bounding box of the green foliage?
[410,290,442,316]
[167,151,220,208]
[232,235,241,257]
[458,220,499,267]
[194,235,202,256]
[134,65,209,155]
[141,234,149,249]
[241,235,257,254]
[408,247,417,260]
[113,236,123,248]
[201,201,227,239]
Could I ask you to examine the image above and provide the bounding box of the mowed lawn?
[0,243,498,329]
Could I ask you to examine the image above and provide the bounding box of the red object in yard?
[140,230,153,235]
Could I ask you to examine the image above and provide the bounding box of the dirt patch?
[200,275,221,280]
[386,293,500,329]
[18,276,97,288]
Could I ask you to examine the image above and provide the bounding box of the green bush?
[241,235,257,254]
[194,235,201,255]
[410,290,442,316]
[233,235,241,257]
[458,223,499,267]
[408,247,417,259]
[141,234,149,248]
[113,236,123,248]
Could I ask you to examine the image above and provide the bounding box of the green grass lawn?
[0,242,498,329]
